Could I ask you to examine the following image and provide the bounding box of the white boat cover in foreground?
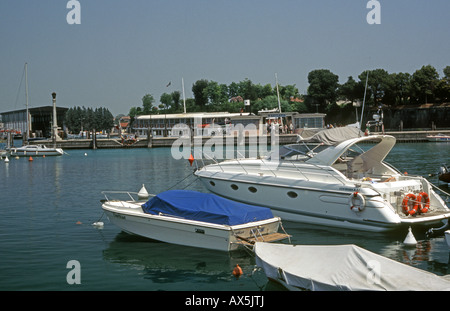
[254,242,450,291]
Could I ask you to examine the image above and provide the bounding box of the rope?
[166,172,197,190]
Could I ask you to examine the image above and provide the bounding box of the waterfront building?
[134,111,326,137]
[0,106,68,139]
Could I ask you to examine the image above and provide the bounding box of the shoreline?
[24,129,450,149]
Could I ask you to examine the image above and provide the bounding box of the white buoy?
[84,153,87,156]
[403,227,417,246]
[138,184,149,200]
[4,156,9,163]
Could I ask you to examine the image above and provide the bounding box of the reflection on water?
[102,232,268,290]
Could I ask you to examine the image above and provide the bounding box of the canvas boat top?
[255,242,450,291]
[141,190,274,226]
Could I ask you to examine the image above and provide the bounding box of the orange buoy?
[232,264,243,278]
[28,156,33,161]
[76,221,82,225]
[188,153,194,166]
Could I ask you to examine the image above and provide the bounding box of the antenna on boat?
[359,71,369,135]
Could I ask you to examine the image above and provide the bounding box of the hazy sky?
[1,0,449,116]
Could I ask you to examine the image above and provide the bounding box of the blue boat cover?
[141,190,274,226]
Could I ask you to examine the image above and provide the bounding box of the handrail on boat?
[101,191,140,202]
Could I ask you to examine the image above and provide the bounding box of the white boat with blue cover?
[101,190,290,252]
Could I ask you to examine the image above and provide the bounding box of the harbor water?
[1,142,450,291]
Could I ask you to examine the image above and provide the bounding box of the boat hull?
[427,136,450,142]
[9,145,63,157]
[196,173,450,233]
[102,201,284,251]
[11,150,63,157]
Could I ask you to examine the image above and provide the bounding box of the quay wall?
[29,130,450,149]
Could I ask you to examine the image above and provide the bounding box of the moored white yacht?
[194,127,450,232]
[9,144,63,157]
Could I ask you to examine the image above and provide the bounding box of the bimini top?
[141,190,274,226]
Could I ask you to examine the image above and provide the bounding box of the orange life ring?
[416,192,430,214]
[402,193,418,216]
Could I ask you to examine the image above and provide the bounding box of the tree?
[171,91,181,112]
[306,69,339,112]
[338,76,359,103]
[205,81,228,106]
[387,72,412,106]
[142,94,155,114]
[251,95,291,114]
[160,93,173,110]
[358,69,392,106]
[192,79,209,107]
[435,67,450,103]
[64,106,114,133]
[410,65,439,104]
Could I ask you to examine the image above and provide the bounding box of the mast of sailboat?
[25,62,29,144]
[182,77,186,114]
[275,73,282,113]
[359,71,369,133]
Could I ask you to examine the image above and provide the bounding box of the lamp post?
[52,92,61,146]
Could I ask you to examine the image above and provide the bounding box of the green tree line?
[65,106,115,133]
[129,65,449,119]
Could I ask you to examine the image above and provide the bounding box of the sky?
[1,0,449,116]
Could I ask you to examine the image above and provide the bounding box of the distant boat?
[10,144,63,157]
[254,242,450,291]
[427,133,450,142]
[101,189,291,252]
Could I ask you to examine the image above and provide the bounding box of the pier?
[27,129,450,150]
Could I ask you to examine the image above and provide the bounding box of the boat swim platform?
[234,232,292,246]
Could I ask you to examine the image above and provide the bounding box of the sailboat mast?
[360,71,369,131]
[275,73,282,113]
[25,62,29,143]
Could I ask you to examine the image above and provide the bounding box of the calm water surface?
[1,142,450,291]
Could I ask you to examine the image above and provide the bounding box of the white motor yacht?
[9,144,63,157]
[194,127,450,232]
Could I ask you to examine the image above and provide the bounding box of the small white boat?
[101,190,290,252]
[9,144,63,157]
[427,133,450,142]
[254,242,450,291]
